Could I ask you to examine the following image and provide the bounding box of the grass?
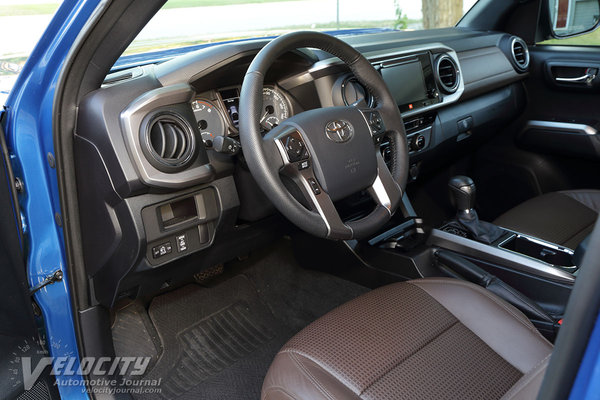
[0,0,301,16]
[539,27,600,46]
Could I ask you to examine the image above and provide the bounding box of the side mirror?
[548,0,600,38]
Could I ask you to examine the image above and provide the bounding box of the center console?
[349,176,579,341]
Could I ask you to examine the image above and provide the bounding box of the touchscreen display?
[381,61,427,109]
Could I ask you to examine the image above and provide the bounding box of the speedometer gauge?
[260,87,290,131]
[191,99,226,148]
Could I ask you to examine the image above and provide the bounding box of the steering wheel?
[239,31,409,240]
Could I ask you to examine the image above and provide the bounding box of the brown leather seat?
[494,190,600,250]
[262,278,553,400]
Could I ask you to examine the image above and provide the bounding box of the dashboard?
[75,28,530,307]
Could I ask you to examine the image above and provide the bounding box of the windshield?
[125,0,478,57]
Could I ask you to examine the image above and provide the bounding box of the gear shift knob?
[449,176,476,212]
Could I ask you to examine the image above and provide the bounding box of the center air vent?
[142,112,196,173]
[435,55,460,94]
[511,37,530,72]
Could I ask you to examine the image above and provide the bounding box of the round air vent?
[511,37,530,72]
[142,112,197,173]
[435,55,460,94]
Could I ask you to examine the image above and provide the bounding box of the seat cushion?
[494,190,600,250]
[262,278,553,400]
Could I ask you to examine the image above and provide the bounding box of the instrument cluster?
[191,85,292,148]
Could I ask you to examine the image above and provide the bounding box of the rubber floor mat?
[141,275,290,400]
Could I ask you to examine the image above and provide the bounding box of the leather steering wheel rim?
[239,31,409,240]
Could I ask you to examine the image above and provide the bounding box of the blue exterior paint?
[4,0,100,398]
[570,311,600,400]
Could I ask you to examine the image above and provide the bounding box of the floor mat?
[121,240,369,400]
[141,276,288,400]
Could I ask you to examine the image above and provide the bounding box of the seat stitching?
[288,352,336,400]
[499,354,551,400]
[264,386,298,400]
[358,320,460,395]
[408,279,547,339]
[281,348,360,395]
[525,352,552,374]
[406,279,550,344]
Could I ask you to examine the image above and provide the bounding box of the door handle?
[555,68,597,85]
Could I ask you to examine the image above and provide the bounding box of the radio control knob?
[415,135,426,150]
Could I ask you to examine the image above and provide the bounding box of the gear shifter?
[447,176,503,244]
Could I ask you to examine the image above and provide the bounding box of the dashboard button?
[152,242,172,259]
[284,133,308,162]
[298,160,310,170]
[176,234,187,252]
[307,177,321,195]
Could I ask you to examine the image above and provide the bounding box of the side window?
[540,0,600,45]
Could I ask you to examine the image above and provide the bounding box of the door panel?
[472,45,600,221]
[519,49,600,160]
[515,45,600,187]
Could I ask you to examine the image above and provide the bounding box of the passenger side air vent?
[142,112,197,173]
[511,37,530,72]
[435,55,460,94]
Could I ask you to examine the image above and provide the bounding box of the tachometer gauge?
[191,99,226,148]
[260,87,290,131]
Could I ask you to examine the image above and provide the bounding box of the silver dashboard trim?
[428,228,575,284]
[120,83,215,188]
[290,43,465,119]
[524,120,597,136]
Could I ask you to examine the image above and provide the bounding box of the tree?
[422,0,464,29]
[394,0,409,30]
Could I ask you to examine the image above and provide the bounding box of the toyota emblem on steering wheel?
[325,120,354,143]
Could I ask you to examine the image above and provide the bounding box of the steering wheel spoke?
[368,152,403,214]
[272,126,353,240]
[294,168,353,240]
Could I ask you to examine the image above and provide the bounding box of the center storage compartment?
[499,234,575,270]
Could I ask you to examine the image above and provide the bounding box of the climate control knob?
[410,135,426,152]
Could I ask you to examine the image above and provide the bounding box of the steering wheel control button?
[176,234,188,252]
[362,111,386,136]
[307,177,321,195]
[283,131,309,162]
[152,242,172,259]
[298,160,310,170]
[325,120,354,143]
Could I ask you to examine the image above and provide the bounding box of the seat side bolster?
[561,190,600,213]
[500,355,551,400]
[262,351,361,400]
[408,278,553,374]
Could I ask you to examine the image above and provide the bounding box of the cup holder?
[499,234,577,272]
